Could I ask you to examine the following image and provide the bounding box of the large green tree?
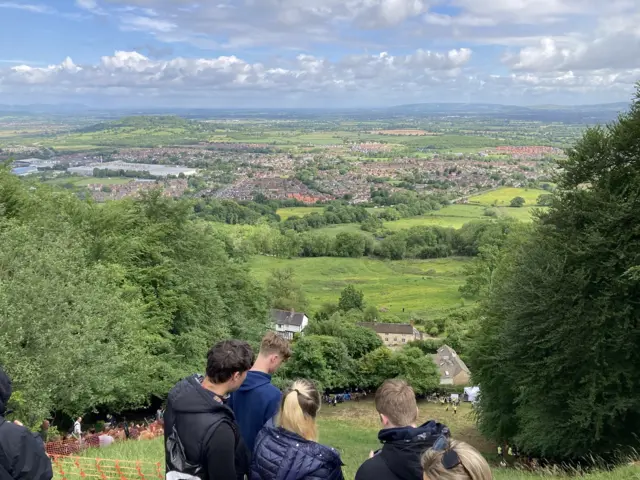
[0,171,270,424]
[470,88,640,460]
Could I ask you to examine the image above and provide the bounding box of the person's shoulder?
[355,455,384,480]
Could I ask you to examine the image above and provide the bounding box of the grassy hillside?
[70,401,639,480]
[276,206,325,220]
[468,187,548,206]
[250,256,469,317]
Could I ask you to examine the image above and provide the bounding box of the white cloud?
[0,48,473,101]
[120,15,177,33]
[504,15,640,71]
[0,2,54,14]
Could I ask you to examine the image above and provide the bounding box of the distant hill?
[0,101,630,124]
[386,102,629,123]
[75,115,195,133]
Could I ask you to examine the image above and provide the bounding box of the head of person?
[42,420,50,430]
[421,439,492,480]
[258,332,292,374]
[375,379,418,429]
[0,366,12,417]
[278,379,321,442]
[206,339,254,392]
[77,416,83,423]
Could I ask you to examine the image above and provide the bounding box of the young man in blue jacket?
[228,332,291,452]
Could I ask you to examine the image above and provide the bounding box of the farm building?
[432,345,471,386]
[358,322,423,348]
[271,309,309,341]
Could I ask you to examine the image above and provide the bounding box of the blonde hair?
[375,379,417,427]
[260,332,292,360]
[277,379,321,442]
[421,440,493,480]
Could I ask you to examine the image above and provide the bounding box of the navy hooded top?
[228,371,282,453]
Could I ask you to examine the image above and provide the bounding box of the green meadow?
[276,206,325,220]
[467,187,549,206]
[250,256,469,317]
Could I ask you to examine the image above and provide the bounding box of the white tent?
[463,386,480,403]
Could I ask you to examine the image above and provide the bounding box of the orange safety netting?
[51,456,163,480]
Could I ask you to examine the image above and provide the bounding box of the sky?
[0,0,639,108]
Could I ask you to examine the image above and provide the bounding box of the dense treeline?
[225,218,517,262]
[0,170,269,425]
[468,87,640,461]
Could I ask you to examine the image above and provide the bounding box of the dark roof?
[433,345,470,379]
[358,322,416,335]
[271,309,306,327]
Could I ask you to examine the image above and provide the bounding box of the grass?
[276,206,325,220]
[69,401,640,480]
[316,200,540,236]
[468,187,549,207]
[250,256,469,317]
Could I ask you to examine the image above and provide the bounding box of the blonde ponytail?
[277,379,321,442]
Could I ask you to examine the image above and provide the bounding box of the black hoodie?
[354,421,449,480]
[0,366,53,480]
[164,374,250,480]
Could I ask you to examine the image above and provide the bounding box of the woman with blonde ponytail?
[251,380,344,480]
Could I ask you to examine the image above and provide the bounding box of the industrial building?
[67,162,197,178]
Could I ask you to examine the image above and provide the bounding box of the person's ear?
[379,413,389,426]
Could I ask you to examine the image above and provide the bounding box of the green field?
[468,187,548,206]
[250,256,469,317]
[70,401,639,480]
[277,206,325,220]
[316,201,540,236]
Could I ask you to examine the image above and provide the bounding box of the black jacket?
[164,375,250,480]
[252,426,343,480]
[355,421,449,480]
[0,367,53,480]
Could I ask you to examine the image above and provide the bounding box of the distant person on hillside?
[164,340,254,480]
[421,439,492,480]
[251,379,344,480]
[355,380,449,480]
[72,416,82,440]
[228,332,291,452]
[38,420,50,443]
[0,366,53,480]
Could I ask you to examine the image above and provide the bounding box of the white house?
[271,309,309,340]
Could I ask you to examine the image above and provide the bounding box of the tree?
[339,285,365,312]
[266,268,308,312]
[536,193,553,206]
[0,171,270,424]
[305,316,383,359]
[363,305,379,322]
[334,232,366,258]
[470,86,640,460]
[285,335,355,390]
[509,196,525,207]
[377,233,407,260]
[359,347,439,394]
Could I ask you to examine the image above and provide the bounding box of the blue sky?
[0,0,639,107]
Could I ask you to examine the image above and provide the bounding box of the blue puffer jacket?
[251,426,344,480]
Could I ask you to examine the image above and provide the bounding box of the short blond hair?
[260,332,292,359]
[421,440,493,480]
[278,379,321,441]
[375,379,417,427]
